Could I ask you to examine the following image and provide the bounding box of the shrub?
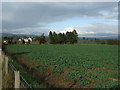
[107,39,120,45]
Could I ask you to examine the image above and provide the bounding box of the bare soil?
[86,69,104,76]
[83,83,96,88]
[96,67,107,69]
[4,48,77,88]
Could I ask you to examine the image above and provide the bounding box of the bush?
[95,39,106,44]
[107,39,120,45]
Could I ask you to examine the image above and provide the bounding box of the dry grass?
[2,57,25,88]
[2,65,14,88]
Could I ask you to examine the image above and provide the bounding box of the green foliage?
[80,78,92,86]
[95,39,106,44]
[3,37,13,40]
[5,44,119,88]
[107,39,120,45]
[49,29,78,44]
[66,31,75,44]
[53,32,58,44]
[35,34,46,44]
[34,36,39,41]
[9,58,46,88]
[39,33,46,44]
[72,29,78,43]
[49,31,54,44]
[94,80,118,88]
[57,33,64,44]
[38,67,46,74]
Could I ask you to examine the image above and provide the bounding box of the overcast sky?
[2,2,118,37]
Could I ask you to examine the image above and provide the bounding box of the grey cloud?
[3,27,50,35]
[2,2,117,34]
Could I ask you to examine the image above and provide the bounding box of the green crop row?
[8,56,46,88]
[5,44,119,88]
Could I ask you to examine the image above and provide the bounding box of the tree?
[66,32,75,44]
[72,29,78,43]
[53,32,58,44]
[48,30,78,44]
[4,37,9,40]
[63,33,66,44]
[66,31,71,43]
[66,30,78,44]
[58,33,63,44]
[39,33,46,44]
[70,32,76,44]
[83,37,85,40]
[107,39,119,45]
[49,31,54,44]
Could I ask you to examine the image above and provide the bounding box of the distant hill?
[1,33,38,37]
[78,33,119,40]
[1,33,119,40]
[1,33,15,37]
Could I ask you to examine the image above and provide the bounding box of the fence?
[0,48,2,90]
[0,48,33,90]
[8,60,33,89]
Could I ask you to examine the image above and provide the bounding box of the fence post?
[0,49,3,64]
[15,71,20,89]
[1,52,5,62]
[0,48,1,56]
[0,62,2,90]
[0,48,2,90]
[4,56,8,75]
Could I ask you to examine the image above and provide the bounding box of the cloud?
[62,22,118,37]
[2,2,118,35]
[3,27,50,36]
[2,0,118,2]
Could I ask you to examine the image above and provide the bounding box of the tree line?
[3,31,120,45]
[106,39,120,45]
[49,29,78,44]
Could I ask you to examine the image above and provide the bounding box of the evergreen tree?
[70,32,75,44]
[63,33,66,44]
[53,32,58,44]
[66,32,74,44]
[49,30,78,44]
[72,29,78,43]
[58,33,63,44]
[66,31,70,43]
[49,31,54,44]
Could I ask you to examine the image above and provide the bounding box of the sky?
[2,2,118,37]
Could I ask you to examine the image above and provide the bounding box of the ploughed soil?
[3,47,79,88]
[3,47,119,88]
[86,68,120,82]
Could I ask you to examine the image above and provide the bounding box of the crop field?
[5,44,119,88]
